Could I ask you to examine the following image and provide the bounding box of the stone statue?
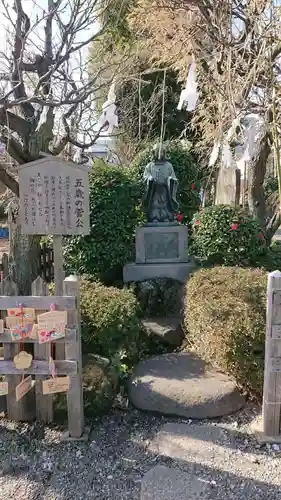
[143,144,178,223]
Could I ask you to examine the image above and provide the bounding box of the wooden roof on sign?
[17,153,90,172]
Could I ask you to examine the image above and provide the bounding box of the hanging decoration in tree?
[177,61,199,112]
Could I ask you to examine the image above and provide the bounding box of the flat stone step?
[141,465,207,500]
[129,352,245,419]
[142,316,184,346]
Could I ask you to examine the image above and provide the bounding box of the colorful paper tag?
[37,310,67,344]
[0,381,8,396]
[42,376,70,395]
[13,351,33,370]
[15,375,33,401]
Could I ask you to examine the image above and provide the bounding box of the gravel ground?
[0,403,281,499]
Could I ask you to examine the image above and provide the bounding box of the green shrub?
[186,266,267,396]
[64,160,142,284]
[191,205,267,266]
[131,140,201,222]
[80,279,142,364]
[258,240,281,272]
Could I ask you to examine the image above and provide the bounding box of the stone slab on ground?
[142,317,184,346]
[141,465,207,500]
[150,423,234,468]
[129,352,245,419]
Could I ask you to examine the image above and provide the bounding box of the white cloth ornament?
[177,62,198,112]
[98,83,118,134]
[221,143,233,168]
[209,141,221,167]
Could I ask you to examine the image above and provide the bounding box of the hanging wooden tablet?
[13,351,33,370]
[7,307,36,319]
[15,376,33,401]
[6,317,34,340]
[0,319,4,334]
[42,376,70,395]
[37,309,67,344]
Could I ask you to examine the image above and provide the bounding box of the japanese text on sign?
[19,160,90,235]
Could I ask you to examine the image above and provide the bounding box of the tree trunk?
[247,131,271,226]
[9,219,41,295]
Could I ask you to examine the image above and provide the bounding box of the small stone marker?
[141,465,207,500]
[15,375,33,401]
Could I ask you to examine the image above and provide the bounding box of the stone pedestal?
[136,224,188,264]
[123,261,195,284]
[123,224,194,284]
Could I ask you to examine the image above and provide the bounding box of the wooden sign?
[7,307,35,319]
[18,155,90,235]
[0,319,4,334]
[37,310,67,343]
[42,376,70,395]
[0,381,8,396]
[15,376,33,401]
[13,351,33,370]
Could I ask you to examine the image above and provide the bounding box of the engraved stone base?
[136,224,188,264]
[123,262,195,284]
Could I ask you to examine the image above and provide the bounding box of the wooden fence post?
[63,275,84,438]
[32,276,53,423]
[263,270,281,438]
[1,277,35,421]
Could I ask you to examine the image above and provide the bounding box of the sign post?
[263,270,281,440]
[18,154,90,294]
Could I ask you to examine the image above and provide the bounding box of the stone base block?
[123,261,195,284]
[136,224,188,264]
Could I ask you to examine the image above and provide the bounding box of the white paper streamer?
[209,141,221,167]
[98,82,118,134]
[177,62,198,112]
[221,143,233,168]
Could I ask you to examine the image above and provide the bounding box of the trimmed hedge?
[80,279,142,362]
[185,266,267,397]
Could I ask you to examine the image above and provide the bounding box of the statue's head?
[152,143,166,161]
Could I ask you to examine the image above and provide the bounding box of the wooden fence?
[0,275,84,439]
[0,246,54,284]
